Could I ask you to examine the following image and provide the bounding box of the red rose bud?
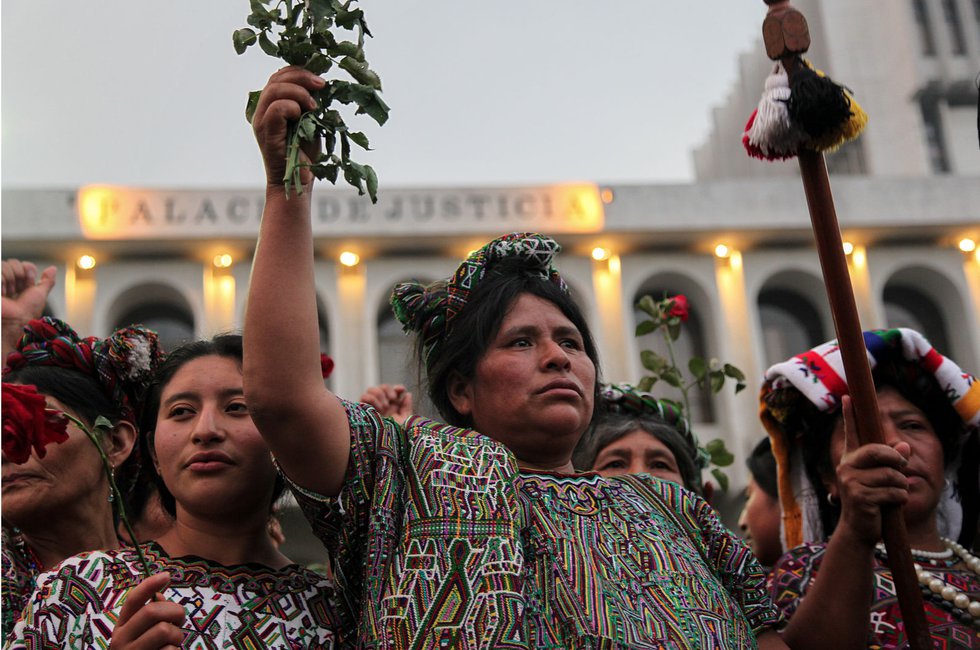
[668,295,690,322]
[2,383,70,464]
[320,354,335,379]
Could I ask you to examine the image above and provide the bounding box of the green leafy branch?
[634,293,745,491]
[234,0,389,201]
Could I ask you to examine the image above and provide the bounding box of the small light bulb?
[77,255,96,270]
[842,241,854,256]
[714,244,730,259]
[600,188,614,204]
[591,247,609,261]
[213,253,233,268]
[339,251,360,267]
[959,238,977,253]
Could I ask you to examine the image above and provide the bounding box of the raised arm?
[2,259,55,363]
[243,66,351,496]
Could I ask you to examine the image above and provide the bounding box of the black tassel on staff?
[753,2,930,648]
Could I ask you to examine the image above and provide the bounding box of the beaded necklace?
[876,538,980,629]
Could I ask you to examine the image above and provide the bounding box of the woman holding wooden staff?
[746,0,950,645]
[761,329,980,648]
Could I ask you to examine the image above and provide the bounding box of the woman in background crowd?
[573,382,709,496]
[739,437,782,568]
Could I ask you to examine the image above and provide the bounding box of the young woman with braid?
[243,65,785,649]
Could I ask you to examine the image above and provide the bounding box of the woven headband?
[4,316,165,425]
[760,327,980,549]
[598,383,708,469]
[390,232,567,361]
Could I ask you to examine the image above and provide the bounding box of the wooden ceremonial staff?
[761,2,930,647]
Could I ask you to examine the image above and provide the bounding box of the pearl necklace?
[912,539,980,627]
[876,541,953,560]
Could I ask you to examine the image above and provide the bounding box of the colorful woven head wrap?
[4,317,165,426]
[390,232,567,361]
[760,327,980,550]
[598,383,708,469]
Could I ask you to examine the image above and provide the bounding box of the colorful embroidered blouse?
[289,399,779,649]
[769,542,980,648]
[4,541,339,649]
[1,528,40,640]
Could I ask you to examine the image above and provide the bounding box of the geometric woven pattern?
[5,542,339,649]
[1,528,40,639]
[770,542,980,647]
[290,400,780,649]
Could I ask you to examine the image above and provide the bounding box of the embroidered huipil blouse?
[289,400,779,649]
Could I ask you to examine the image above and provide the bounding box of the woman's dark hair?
[572,409,702,494]
[140,334,285,517]
[421,258,601,428]
[5,365,126,427]
[746,437,779,501]
[794,357,967,538]
[4,365,140,517]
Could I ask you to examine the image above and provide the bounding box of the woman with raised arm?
[1,317,161,638]
[245,66,785,649]
[761,329,980,648]
[6,335,339,649]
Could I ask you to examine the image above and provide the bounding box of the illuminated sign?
[77,184,604,240]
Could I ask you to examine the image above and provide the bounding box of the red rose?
[668,295,690,322]
[2,383,70,464]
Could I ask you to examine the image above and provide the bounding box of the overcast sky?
[1,1,764,191]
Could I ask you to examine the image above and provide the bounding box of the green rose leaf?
[305,52,332,74]
[339,56,382,90]
[364,164,379,203]
[233,28,258,54]
[688,357,707,381]
[348,131,371,149]
[641,350,667,373]
[258,31,279,56]
[723,363,746,381]
[332,40,364,59]
[711,468,730,493]
[635,320,658,337]
[637,295,659,319]
[661,367,683,388]
[709,369,725,393]
[245,90,262,123]
[706,438,735,466]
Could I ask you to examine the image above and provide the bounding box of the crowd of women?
[1,65,979,649]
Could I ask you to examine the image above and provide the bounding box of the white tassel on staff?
[744,62,806,160]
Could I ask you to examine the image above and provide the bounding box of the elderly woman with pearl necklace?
[761,328,980,649]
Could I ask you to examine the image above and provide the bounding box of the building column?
[203,262,237,335]
[591,254,630,381]
[848,244,881,328]
[333,262,368,400]
[713,249,758,487]
[64,263,96,335]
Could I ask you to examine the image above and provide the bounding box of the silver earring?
[826,492,839,507]
[108,466,116,503]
